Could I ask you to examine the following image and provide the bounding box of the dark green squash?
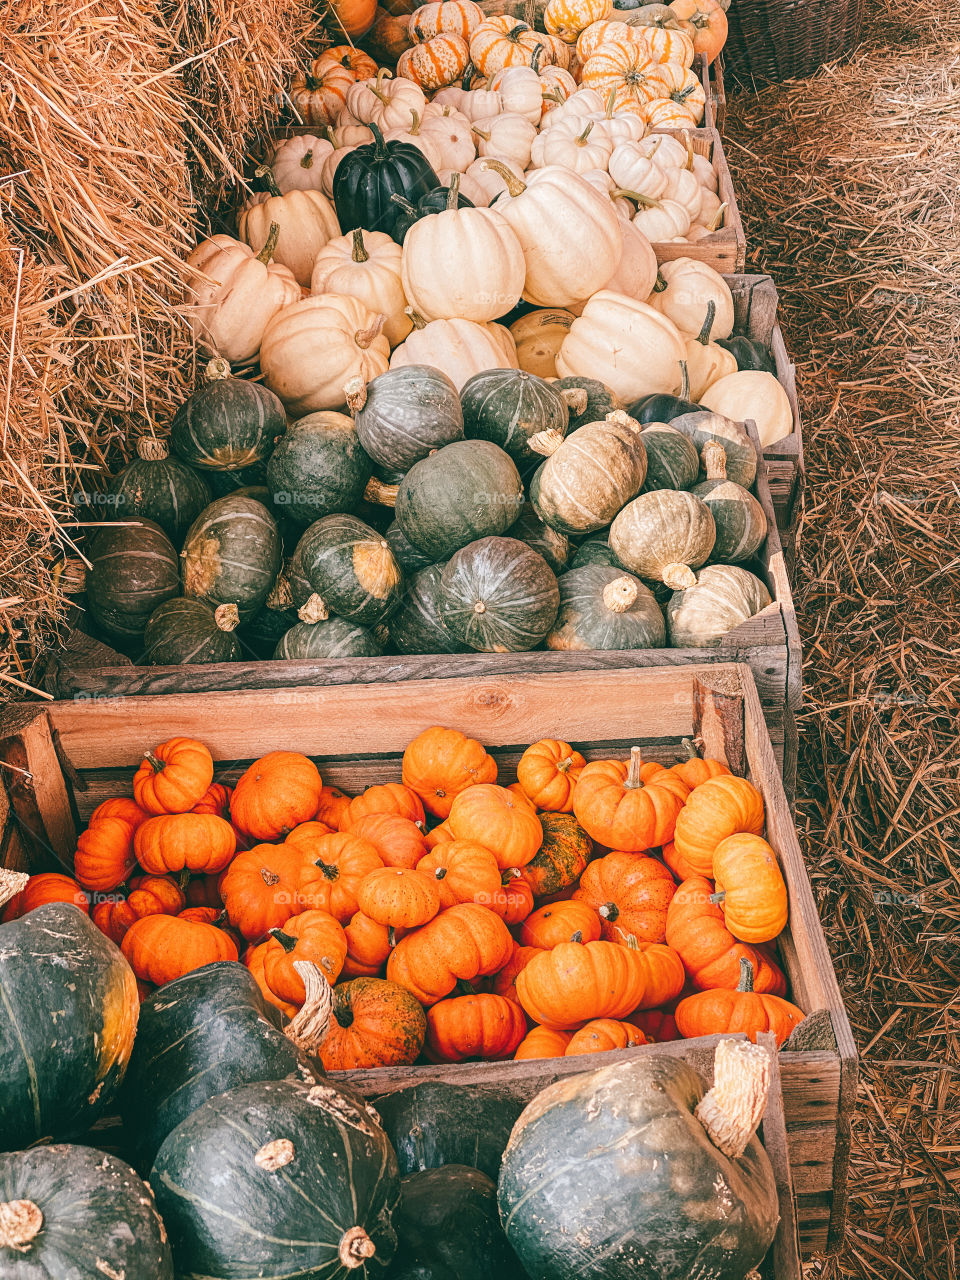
[627,391,701,423]
[396,440,523,561]
[546,563,665,651]
[438,537,559,652]
[267,410,373,526]
[393,1166,524,1280]
[553,376,622,432]
[286,545,315,610]
[669,410,758,489]
[171,372,285,471]
[274,616,384,659]
[181,494,281,622]
[296,514,404,626]
[354,365,464,474]
[389,564,470,655]
[121,962,322,1170]
[529,412,647,536]
[667,563,772,647]
[461,369,568,469]
[0,904,139,1150]
[641,423,700,491]
[509,503,571,575]
[498,1051,779,1279]
[0,1145,173,1278]
[609,490,716,590]
[693,442,767,562]
[143,597,242,665]
[107,438,211,545]
[386,520,434,574]
[716,335,778,374]
[150,1076,399,1278]
[238,575,300,658]
[375,1082,524,1180]
[391,1264,455,1280]
[205,460,270,498]
[390,176,475,243]
[569,531,623,571]
[86,517,179,640]
[333,121,440,244]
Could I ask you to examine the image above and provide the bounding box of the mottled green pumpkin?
[670,411,757,488]
[522,813,593,897]
[396,440,524,561]
[609,490,716,590]
[461,369,567,469]
[143,597,242,665]
[386,521,434,574]
[107,438,212,545]
[393,1166,524,1280]
[569,532,623,571]
[546,563,665,652]
[693,443,767,563]
[86,517,180,640]
[389,564,470,655]
[354,366,464,474]
[553,377,622,432]
[286,545,315,610]
[296,513,403,626]
[238,576,301,657]
[530,412,648,536]
[181,494,281,621]
[171,374,285,471]
[274,616,384,659]
[439,537,559,652]
[667,564,772,647]
[509,503,571,575]
[641,423,700,492]
[375,1082,524,1180]
[267,411,373,526]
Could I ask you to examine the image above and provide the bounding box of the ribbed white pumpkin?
[700,371,794,446]
[268,135,334,193]
[651,259,735,338]
[472,112,538,169]
[345,73,427,130]
[452,86,504,120]
[659,167,703,221]
[541,87,605,128]
[237,187,340,287]
[463,155,525,204]
[328,121,374,148]
[321,145,359,199]
[633,198,691,241]
[310,228,411,347]
[691,152,719,192]
[556,291,686,401]
[529,117,613,174]
[416,106,477,170]
[389,315,519,390]
[608,143,669,201]
[579,169,634,220]
[487,66,543,123]
[684,304,738,400]
[640,133,689,170]
[596,220,658,300]
[384,110,444,170]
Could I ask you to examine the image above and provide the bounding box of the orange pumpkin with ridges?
[487,872,535,925]
[492,942,546,1004]
[516,738,585,812]
[674,956,803,1046]
[245,941,299,1018]
[573,851,676,944]
[342,911,407,978]
[665,874,786,994]
[121,913,238,986]
[672,774,765,878]
[318,976,427,1069]
[90,797,149,829]
[520,899,601,949]
[711,834,788,944]
[661,839,700,882]
[262,909,348,1001]
[92,874,186,944]
[133,737,214,815]
[514,1024,572,1059]
[231,751,323,840]
[668,746,731,791]
[573,746,688,851]
[402,725,498,818]
[386,903,513,1005]
[316,784,352,829]
[448,784,542,869]
[357,866,441,928]
[418,840,502,910]
[1,872,89,923]
[565,1017,648,1055]
[295,832,384,922]
[519,812,592,898]
[328,0,378,37]
[341,782,426,831]
[74,816,138,892]
[426,992,527,1062]
[348,812,427,869]
[220,842,308,940]
[134,812,236,876]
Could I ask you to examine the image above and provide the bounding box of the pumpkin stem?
[679,737,702,761]
[267,572,294,611]
[269,927,298,953]
[471,125,491,142]
[652,270,667,293]
[315,858,340,881]
[709,889,727,905]
[602,575,639,614]
[0,869,28,911]
[478,158,526,197]
[350,227,369,263]
[695,299,716,347]
[0,1199,43,1249]
[299,148,315,169]
[387,925,398,947]
[255,221,281,265]
[559,387,587,416]
[598,902,619,922]
[205,356,232,381]
[569,929,583,943]
[364,476,399,507]
[446,170,462,211]
[354,314,386,350]
[574,120,595,145]
[284,960,333,1053]
[604,87,617,119]
[339,1225,377,1269]
[626,189,663,209]
[527,427,564,456]
[404,307,428,330]
[701,441,728,482]
[736,955,755,992]
[706,201,727,232]
[344,375,368,415]
[143,750,166,774]
[136,435,169,462]
[214,602,240,632]
[624,745,644,790]
[259,866,281,886]
[409,108,422,134]
[255,164,283,198]
[368,120,389,155]
[605,408,642,435]
[683,130,695,171]
[390,192,418,215]
[661,562,697,591]
[299,593,330,624]
[695,1037,771,1159]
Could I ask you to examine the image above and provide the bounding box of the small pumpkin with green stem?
[682,299,738,400]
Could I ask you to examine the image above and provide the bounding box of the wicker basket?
[722,0,866,84]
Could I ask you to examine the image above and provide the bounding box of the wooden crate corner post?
[0,705,77,873]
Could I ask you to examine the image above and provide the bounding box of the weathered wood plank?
[0,707,77,868]
[759,1032,803,1280]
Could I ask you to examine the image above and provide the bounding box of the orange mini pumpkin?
[711,834,788,944]
[121,913,238,986]
[348,812,428,869]
[92,874,186,944]
[517,738,586,812]
[295,832,384,922]
[133,737,214,815]
[312,45,379,79]
[448,784,543,870]
[318,977,427,1070]
[520,899,601,948]
[665,875,786,994]
[342,911,407,978]
[231,751,323,840]
[74,815,138,892]
[1,871,89,923]
[89,797,149,829]
[514,1024,572,1060]
[262,909,348,1002]
[245,941,299,1019]
[418,840,502,910]
[316,785,352,829]
[672,775,765,878]
[386,903,513,1005]
[357,866,441,928]
[669,745,732,791]
[220,842,308,940]
[190,782,233,820]
[134,812,236,876]
[402,726,498,818]
[565,1018,648,1055]
[426,992,527,1062]
[669,0,728,61]
[573,851,677,945]
[341,782,426,831]
[487,873,535,925]
[661,839,700,882]
[492,942,547,1005]
[573,747,689,851]
[327,0,378,38]
[674,956,804,1046]
[424,820,455,849]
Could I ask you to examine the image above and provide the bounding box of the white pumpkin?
[541,86,605,128]
[384,110,444,170]
[579,169,634,219]
[439,165,488,205]
[659,166,703,221]
[650,258,734,338]
[430,86,466,111]
[237,186,340,287]
[691,152,718,192]
[633,198,691,241]
[696,188,724,226]
[345,73,427,130]
[608,142,669,201]
[321,145,359,199]
[416,106,477,171]
[529,117,614,174]
[481,164,623,308]
[638,133,689,170]
[700,371,794,446]
[597,220,658,301]
[587,105,646,147]
[267,136,334,193]
[463,155,525,204]
[487,66,543,123]
[328,121,374,148]
[472,112,538,170]
[454,86,504,120]
[400,176,526,322]
[509,308,576,378]
[260,294,390,415]
[310,228,411,347]
[184,230,300,363]
[683,305,738,400]
[556,290,686,401]
[390,314,518,390]
[485,320,520,366]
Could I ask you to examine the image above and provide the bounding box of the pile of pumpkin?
[5,727,805,1069]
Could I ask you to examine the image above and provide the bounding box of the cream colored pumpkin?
[529,117,614,173]
[578,168,634,219]
[390,314,518,390]
[463,155,525,204]
[480,164,623,307]
[651,258,734,338]
[633,198,690,241]
[472,112,538,169]
[587,101,646,146]
[400,176,525,322]
[691,152,718,192]
[416,106,477,170]
[345,71,427,130]
[452,86,504,120]
[660,166,703,220]
[310,228,411,347]
[683,302,738,399]
[427,86,466,110]
[541,86,605,128]
[510,309,576,378]
[260,295,390,415]
[439,165,487,205]
[321,145,359,199]
[328,120,374,148]
[596,219,658,300]
[556,290,686,401]
[639,132,689,169]
[487,66,543,123]
[700,371,794,446]
[384,110,445,169]
[268,135,334,193]
[696,188,724,227]
[608,142,668,200]
[237,185,340,287]
[184,228,300,363]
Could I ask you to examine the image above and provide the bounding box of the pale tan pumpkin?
[700,371,794,446]
[390,313,518,389]
[237,181,341,287]
[311,228,411,347]
[345,71,427,130]
[268,134,334,193]
[510,308,576,378]
[461,155,525,204]
[529,117,614,174]
[471,112,538,170]
[633,197,691,241]
[383,109,445,169]
[650,258,734,338]
[416,106,476,171]
[556,290,687,401]
[321,145,360,200]
[487,66,543,123]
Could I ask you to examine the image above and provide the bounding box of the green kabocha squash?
[333,121,440,244]
[354,365,464,474]
[509,503,571,575]
[461,368,568,469]
[529,411,648,536]
[107,438,212,545]
[669,410,758,489]
[498,1040,779,1280]
[274,616,384,659]
[171,369,286,471]
[627,391,700,423]
[395,440,523,561]
[609,490,716,590]
[150,1076,399,1279]
[569,531,623,571]
[86,517,179,640]
[716,335,778,375]
[640,422,700,492]
[693,442,768,563]
[267,410,373,526]
[296,514,403,626]
[285,545,315,612]
[389,564,470,655]
[143,597,242,665]
[238,575,300,657]
[375,1082,524,1180]
[0,1146,173,1278]
[546,563,665,651]
[0,904,139,1150]
[667,563,772,647]
[181,494,281,622]
[386,520,434,574]
[553,376,621,432]
[439,537,559,652]
[393,1166,524,1280]
[122,962,323,1170]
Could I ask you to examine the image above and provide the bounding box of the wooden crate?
[0,662,853,1255]
[702,55,727,134]
[651,127,746,274]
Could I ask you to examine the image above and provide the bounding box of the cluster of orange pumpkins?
[3,726,805,1067]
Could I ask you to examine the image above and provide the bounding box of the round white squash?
[237,187,340,287]
[487,66,544,122]
[700,371,794,446]
[310,228,411,347]
[472,112,538,170]
[633,198,691,242]
[267,136,334,193]
[389,314,518,390]
[556,290,686,402]
[650,258,734,338]
[529,118,614,174]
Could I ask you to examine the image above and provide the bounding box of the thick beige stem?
[0,870,28,911]
[602,575,639,613]
[266,573,293,611]
[478,157,526,197]
[284,961,333,1054]
[701,441,728,481]
[695,1037,771,1159]
[137,436,168,461]
[298,593,329,624]
[205,356,231,381]
[528,427,565,456]
[214,603,240,632]
[0,1200,43,1250]
[559,387,587,415]
[344,375,367,416]
[605,409,642,435]
[339,1226,377,1269]
[662,562,697,591]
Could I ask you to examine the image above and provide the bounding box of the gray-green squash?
[546,564,665,651]
[693,442,767,562]
[438,537,559,652]
[609,490,716,590]
[386,520,434,574]
[107,438,212,545]
[529,411,648,536]
[389,564,470,655]
[667,563,772,647]
[353,365,464,473]
[143,597,242,665]
[296,513,403,626]
[670,410,757,488]
[640,422,700,492]
[509,503,571,575]
[181,494,281,621]
[86,518,180,640]
[267,410,373,525]
[569,532,623,571]
[553,377,622,432]
[171,372,285,471]
[461,369,568,468]
[274,615,384,658]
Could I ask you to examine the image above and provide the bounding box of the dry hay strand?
[724,0,960,1275]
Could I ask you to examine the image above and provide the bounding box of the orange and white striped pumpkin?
[646,61,706,121]
[470,16,547,74]
[398,33,471,89]
[411,0,484,42]
[636,25,695,66]
[544,0,612,43]
[641,97,700,128]
[539,65,579,118]
[537,32,573,68]
[580,40,661,113]
[290,65,354,127]
[312,46,379,80]
[575,19,638,62]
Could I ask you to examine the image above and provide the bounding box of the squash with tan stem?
[384,110,445,170]
[683,300,737,400]
[700,370,794,447]
[692,442,767,562]
[461,155,524,205]
[471,112,538,169]
[345,70,427,130]
[539,66,579,119]
[267,134,334,193]
[390,311,518,390]
[556,291,686,401]
[608,142,668,200]
[470,16,547,74]
[650,258,734,338]
[667,563,772,648]
[547,562,666,650]
[530,117,613,173]
[610,488,715,589]
[310,228,411,348]
[637,23,695,63]
[530,409,647,534]
[238,174,341,287]
[580,40,661,112]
